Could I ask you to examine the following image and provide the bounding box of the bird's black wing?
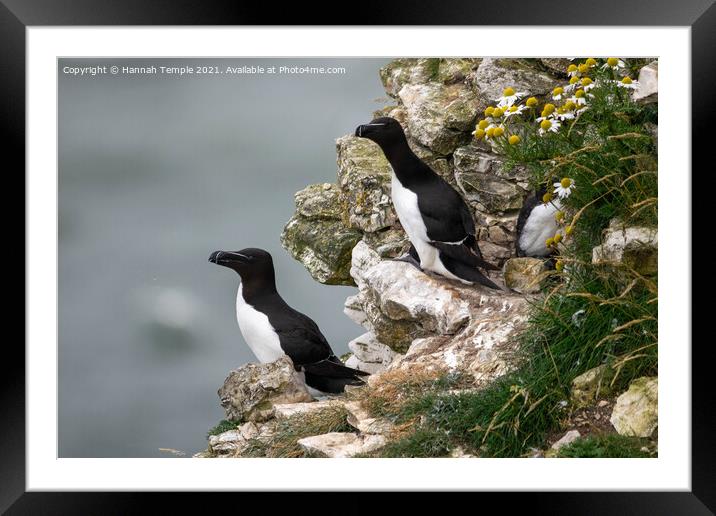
[264,305,335,366]
[414,177,471,243]
[416,177,499,271]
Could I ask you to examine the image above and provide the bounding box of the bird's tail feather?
[440,254,502,290]
[302,357,368,394]
[431,240,500,271]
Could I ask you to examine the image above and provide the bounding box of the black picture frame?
[3,0,713,512]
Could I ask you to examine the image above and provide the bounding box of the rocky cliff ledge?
[197,58,658,459]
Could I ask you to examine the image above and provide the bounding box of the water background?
[58,58,392,457]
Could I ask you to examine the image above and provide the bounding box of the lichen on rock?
[280,183,362,285]
[398,82,478,155]
[503,257,549,294]
[592,218,658,275]
[217,356,313,423]
[610,376,658,438]
[468,58,560,107]
[633,60,658,104]
[571,364,616,407]
[336,135,396,233]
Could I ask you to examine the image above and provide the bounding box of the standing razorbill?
[355,117,500,289]
[209,248,368,395]
[516,187,561,257]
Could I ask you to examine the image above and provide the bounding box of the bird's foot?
[393,253,422,271]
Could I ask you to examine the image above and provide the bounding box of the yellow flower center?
[555,260,564,272]
[575,89,585,98]
[474,128,485,140]
[545,237,555,247]
[553,87,564,96]
[486,127,496,138]
[543,103,555,115]
[485,106,495,117]
[503,87,515,96]
[553,233,563,244]
[508,135,520,145]
[542,192,553,204]
[607,57,619,67]
[555,210,565,221]
[478,119,489,129]
[581,77,593,86]
[492,107,504,118]
[578,63,588,73]
[567,64,577,73]
[526,97,538,107]
[560,178,572,188]
[540,119,552,130]
[509,105,518,112]
[564,101,576,110]
[569,76,579,85]
[494,126,505,137]
[585,58,597,67]
[621,76,633,84]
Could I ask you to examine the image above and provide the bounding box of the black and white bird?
[355,117,500,289]
[209,248,368,395]
[515,187,561,257]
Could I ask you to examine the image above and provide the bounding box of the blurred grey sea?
[58,58,391,457]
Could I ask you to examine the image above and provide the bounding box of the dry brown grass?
[350,364,452,419]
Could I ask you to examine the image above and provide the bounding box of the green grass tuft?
[556,433,654,458]
[207,419,238,438]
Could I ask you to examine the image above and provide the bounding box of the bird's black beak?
[208,250,250,266]
[355,123,386,138]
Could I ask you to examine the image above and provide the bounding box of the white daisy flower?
[564,77,581,92]
[616,77,639,90]
[602,57,626,70]
[538,118,561,136]
[555,110,576,121]
[552,86,565,101]
[554,177,576,199]
[496,86,524,108]
[503,104,527,119]
[579,77,596,92]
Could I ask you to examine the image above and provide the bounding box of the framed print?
[3,0,713,512]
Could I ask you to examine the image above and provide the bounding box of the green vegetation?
[207,419,238,438]
[240,405,353,458]
[370,58,658,458]
[556,433,654,458]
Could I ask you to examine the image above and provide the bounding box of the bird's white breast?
[518,202,560,257]
[391,173,460,280]
[235,284,285,363]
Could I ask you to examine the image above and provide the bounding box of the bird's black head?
[354,117,407,149]
[208,248,275,284]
